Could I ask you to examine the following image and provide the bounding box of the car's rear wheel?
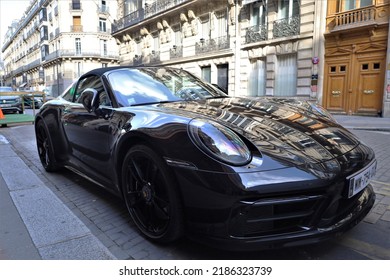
[122,145,183,243]
[36,121,59,172]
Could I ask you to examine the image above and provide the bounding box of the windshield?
[106,68,227,107]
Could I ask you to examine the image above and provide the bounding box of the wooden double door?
[324,51,385,116]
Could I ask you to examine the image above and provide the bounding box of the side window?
[75,75,111,107]
[61,83,76,102]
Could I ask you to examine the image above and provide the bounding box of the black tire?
[35,121,60,172]
[122,145,183,243]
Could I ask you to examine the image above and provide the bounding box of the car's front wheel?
[36,121,60,172]
[122,145,183,243]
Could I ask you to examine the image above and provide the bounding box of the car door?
[62,75,114,186]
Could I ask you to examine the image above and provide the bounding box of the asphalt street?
[0,113,389,260]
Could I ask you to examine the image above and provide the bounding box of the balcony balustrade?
[112,0,191,33]
[133,55,143,66]
[170,45,183,59]
[149,51,161,64]
[44,49,119,62]
[195,36,230,55]
[245,24,268,44]
[71,25,83,32]
[326,6,381,32]
[273,15,300,38]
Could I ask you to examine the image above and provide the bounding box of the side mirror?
[80,88,98,113]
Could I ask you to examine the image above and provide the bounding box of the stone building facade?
[1,0,120,96]
[112,0,326,100]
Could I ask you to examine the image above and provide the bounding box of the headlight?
[188,119,252,166]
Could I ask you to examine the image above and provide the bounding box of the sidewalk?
[0,135,116,260]
[333,115,390,131]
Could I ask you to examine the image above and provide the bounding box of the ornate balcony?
[195,36,230,55]
[112,9,144,33]
[170,45,183,59]
[112,0,191,34]
[71,25,83,32]
[133,55,143,66]
[326,5,387,33]
[245,24,268,44]
[149,51,161,64]
[273,15,300,39]
[145,0,189,18]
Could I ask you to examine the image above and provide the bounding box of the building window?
[41,45,49,60]
[76,62,83,78]
[274,54,297,96]
[251,2,266,26]
[72,16,82,32]
[217,64,229,93]
[72,0,81,10]
[215,10,228,38]
[75,38,81,55]
[125,0,142,15]
[40,26,48,41]
[278,0,299,19]
[173,25,182,46]
[99,18,107,32]
[337,0,372,12]
[201,66,211,83]
[102,63,108,68]
[39,8,47,22]
[100,39,107,56]
[248,59,266,97]
[199,14,210,40]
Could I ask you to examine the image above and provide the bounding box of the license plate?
[0,104,11,108]
[347,160,376,198]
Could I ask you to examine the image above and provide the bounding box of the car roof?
[80,66,178,78]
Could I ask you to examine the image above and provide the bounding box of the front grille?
[230,194,325,237]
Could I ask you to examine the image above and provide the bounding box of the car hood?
[156,97,362,166]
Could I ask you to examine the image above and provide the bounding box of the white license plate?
[0,104,11,108]
[347,160,377,198]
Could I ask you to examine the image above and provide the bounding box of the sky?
[0,0,30,58]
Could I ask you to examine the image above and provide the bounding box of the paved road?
[0,118,389,260]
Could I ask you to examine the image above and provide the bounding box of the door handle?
[331,90,341,96]
[363,89,375,94]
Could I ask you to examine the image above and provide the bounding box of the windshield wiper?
[131,100,177,106]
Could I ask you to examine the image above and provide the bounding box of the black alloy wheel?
[36,121,58,172]
[122,145,183,243]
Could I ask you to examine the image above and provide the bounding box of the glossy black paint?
[35,66,376,250]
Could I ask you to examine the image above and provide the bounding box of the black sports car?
[34,66,376,250]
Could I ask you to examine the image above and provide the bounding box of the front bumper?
[188,185,375,251]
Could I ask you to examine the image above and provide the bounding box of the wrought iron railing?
[112,0,191,33]
[149,51,161,64]
[245,24,268,44]
[44,49,119,61]
[145,0,189,18]
[112,9,145,33]
[133,55,143,66]
[195,36,230,55]
[170,45,183,59]
[273,15,300,38]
